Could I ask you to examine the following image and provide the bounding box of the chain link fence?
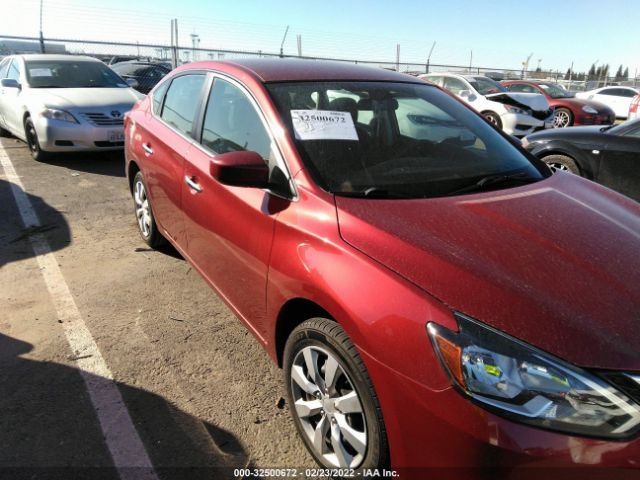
[2,34,638,93]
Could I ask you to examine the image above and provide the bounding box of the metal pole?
[170,19,176,69]
[469,50,472,73]
[396,44,400,72]
[425,41,435,73]
[297,34,302,57]
[279,25,289,57]
[175,19,179,65]
[39,0,45,53]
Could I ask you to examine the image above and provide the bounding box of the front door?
[182,77,285,338]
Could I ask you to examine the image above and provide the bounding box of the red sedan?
[125,59,640,478]
[503,80,615,128]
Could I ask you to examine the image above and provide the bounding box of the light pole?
[39,0,45,53]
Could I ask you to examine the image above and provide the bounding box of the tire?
[24,117,52,161]
[553,107,573,128]
[132,171,166,248]
[284,318,389,474]
[0,125,10,138]
[543,154,580,175]
[482,111,503,130]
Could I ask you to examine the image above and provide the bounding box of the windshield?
[267,81,546,198]
[25,60,129,88]
[467,77,507,95]
[538,83,574,99]
[607,117,640,136]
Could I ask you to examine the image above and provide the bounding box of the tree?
[623,67,629,80]
[564,68,571,80]
[587,64,596,81]
[614,65,623,81]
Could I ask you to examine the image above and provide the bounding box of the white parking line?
[0,142,158,480]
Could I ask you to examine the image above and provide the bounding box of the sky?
[1,0,638,76]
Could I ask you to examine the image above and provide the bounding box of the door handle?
[184,176,203,193]
[142,143,153,155]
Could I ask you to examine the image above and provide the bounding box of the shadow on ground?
[0,178,71,268]
[0,333,250,480]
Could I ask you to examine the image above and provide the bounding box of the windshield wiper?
[446,171,541,196]
[335,187,413,199]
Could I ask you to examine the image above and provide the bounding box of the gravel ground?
[0,136,315,479]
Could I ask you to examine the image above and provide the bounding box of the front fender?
[527,140,596,179]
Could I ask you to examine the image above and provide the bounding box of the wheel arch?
[536,145,591,178]
[127,160,140,194]
[274,297,334,368]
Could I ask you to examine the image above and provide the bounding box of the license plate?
[108,130,125,142]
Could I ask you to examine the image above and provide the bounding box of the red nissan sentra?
[124,59,640,478]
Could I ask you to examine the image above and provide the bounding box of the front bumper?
[34,115,125,152]
[574,112,616,126]
[361,349,640,479]
[501,113,548,137]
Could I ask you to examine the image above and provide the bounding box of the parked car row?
[419,73,555,137]
[0,54,143,159]
[1,54,639,477]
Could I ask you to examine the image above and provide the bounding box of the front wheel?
[553,107,573,128]
[543,154,580,175]
[284,318,389,473]
[483,111,503,130]
[24,117,52,161]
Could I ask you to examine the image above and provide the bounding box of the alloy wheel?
[290,346,367,468]
[134,179,152,237]
[553,110,571,128]
[548,162,570,172]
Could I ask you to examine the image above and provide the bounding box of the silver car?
[0,54,143,160]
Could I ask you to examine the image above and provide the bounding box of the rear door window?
[443,77,467,94]
[0,58,10,78]
[160,74,206,136]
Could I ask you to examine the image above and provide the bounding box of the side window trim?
[153,70,208,141]
[193,70,298,200]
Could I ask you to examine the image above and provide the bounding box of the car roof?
[17,54,100,63]
[182,58,423,83]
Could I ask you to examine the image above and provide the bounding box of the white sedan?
[419,73,553,137]
[575,86,639,119]
[0,54,143,160]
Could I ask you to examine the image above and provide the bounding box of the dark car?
[110,61,170,94]
[523,118,640,201]
[125,59,640,476]
[503,80,615,128]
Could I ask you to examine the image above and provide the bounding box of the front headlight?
[41,108,78,124]
[582,105,598,114]
[428,313,640,439]
[503,104,532,116]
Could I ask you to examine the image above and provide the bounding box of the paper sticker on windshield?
[291,110,358,141]
[29,68,53,77]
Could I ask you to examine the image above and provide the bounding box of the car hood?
[336,173,640,370]
[25,87,143,109]
[553,96,613,113]
[525,125,607,143]
[486,92,549,112]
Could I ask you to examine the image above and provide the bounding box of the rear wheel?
[132,171,166,247]
[483,111,503,130]
[543,154,580,175]
[553,108,573,128]
[24,117,52,161]
[284,318,389,474]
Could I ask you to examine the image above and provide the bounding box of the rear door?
[131,73,207,246]
[181,75,290,338]
[0,57,10,128]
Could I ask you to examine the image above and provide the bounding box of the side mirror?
[458,89,472,98]
[1,78,21,89]
[125,78,140,89]
[209,150,269,188]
